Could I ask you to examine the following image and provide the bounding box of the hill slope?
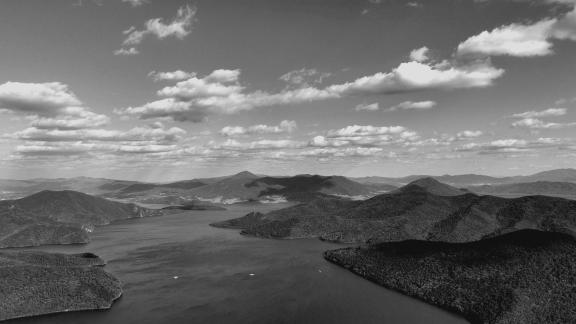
[213,179,576,243]
[324,230,576,324]
[0,251,122,321]
[0,190,161,248]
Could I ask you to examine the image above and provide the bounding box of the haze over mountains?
[3,168,576,203]
[96,171,394,205]
[354,168,576,186]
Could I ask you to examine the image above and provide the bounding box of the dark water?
[9,204,468,324]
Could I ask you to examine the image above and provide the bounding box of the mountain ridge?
[212,178,576,243]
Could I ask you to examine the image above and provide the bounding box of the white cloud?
[456,130,483,138]
[512,108,567,118]
[326,60,503,95]
[387,100,437,111]
[149,70,196,82]
[279,68,331,87]
[220,120,297,137]
[409,46,430,62]
[0,81,111,130]
[11,125,185,143]
[512,117,576,129]
[122,0,149,7]
[8,123,187,158]
[355,102,380,111]
[114,47,139,56]
[29,111,110,130]
[116,98,206,122]
[455,137,568,154]
[457,3,576,57]
[510,107,574,129]
[299,147,386,158]
[308,125,420,148]
[119,60,503,122]
[457,20,556,57]
[214,139,303,151]
[327,125,409,137]
[0,82,81,115]
[116,5,196,54]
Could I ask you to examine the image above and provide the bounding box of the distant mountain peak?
[230,171,259,179]
[399,177,466,196]
[22,189,91,201]
[410,177,444,186]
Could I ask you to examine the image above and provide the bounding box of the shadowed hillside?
[324,230,576,324]
[212,195,359,238]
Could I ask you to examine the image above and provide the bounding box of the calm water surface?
[8,204,468,324]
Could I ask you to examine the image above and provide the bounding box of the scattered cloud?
[279,68,332,88]
[114,47,139,56]
[456,137,568,154]
[8,123,186,157]
[510,107,574,130]
[409,46,430,62]
[0,81,110,130]
[325,60,503,95]
[122,0,149,7]
[512,108,567,118]
[355,102,380,111]
[309,125,419,148]
[220,120,298,137]
[118,60,503,122]
[149,70,196,82]
[214,139,303,151]
[10,125,185,143]
[512,118,576,129]
[456,130,484,139]
[116,5,196,55]
[387,100,437,111]
[457,3,576,57]
[29,111,110,130]
[0,82,81,115]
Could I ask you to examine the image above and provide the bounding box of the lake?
[8,204,468,324]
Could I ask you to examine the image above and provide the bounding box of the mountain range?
[211,177,576,243]
[101,171,394,204]
[3,168,576,204]
[354,168,576,186]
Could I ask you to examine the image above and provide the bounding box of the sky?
[0,0,575,181]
